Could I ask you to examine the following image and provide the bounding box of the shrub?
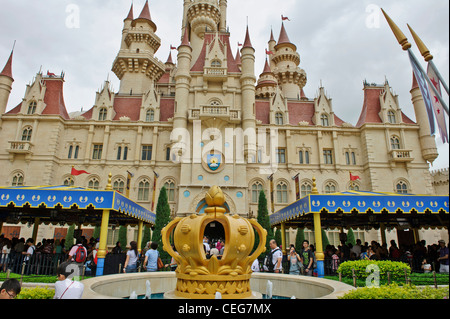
[339,283,449,299]
[338,260,411,280]
[17,286,55,299]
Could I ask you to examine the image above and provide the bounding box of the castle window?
[323,149,333,164]
[276,182,288,203]
[324,182,337,194]
[388,111,396,124]
[164,179,176,202]
[301,182,312,198]
[351,152,356,165]
[138,179,150,201]
[27,101,37,115]
[345,152,350,165]
[276,148,286,163]
[299,150,310,164]
[396,181,408,194]
[349,182,360,191]
[275,112,284,125]
[88,178,100,190]
[251,181,263,203]
[321,114,329,127]
[117,146,122,160]
[113,179,125,194]
[64,177,74,186]
[146,109,155,122]
[211,60,222,68]
[390,136,401,150]
[12,173,24,186]
[92,144,103,160]
[74,146,80,159]
[21,127,32,141]
[68,145,73,159]
[141,145,152,161]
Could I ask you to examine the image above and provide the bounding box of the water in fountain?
[129,291,138,299]
[266,280,273,299]
[145,280,152,299]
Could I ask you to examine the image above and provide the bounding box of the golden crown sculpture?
[161,186,267,299]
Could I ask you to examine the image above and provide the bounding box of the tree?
[321,229,331,251]
[295,228,305,250]
[275,228,282,249]
[93,226,100,240]
[64,224,75,251]
[141,225,151,251]
[346,228,356,246]
[151,186,171,261]
[254,190,274,257]
[118,226,128,250]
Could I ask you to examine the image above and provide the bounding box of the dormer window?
[146,109,155,122]
[211,60,222,68]
[98,108,107,121]
[275,112,284,125]
[387,111,396,124]
[321,114,329,127]
[27,101,37,115]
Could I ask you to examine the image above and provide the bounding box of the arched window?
[98,108,108,121]
[88,178,100,190]
[251,181,263,203]
[324,182,337,194]
[12,173,24,186]
[387,111,396,124]
[275,112,284,125]
[138,179,150,201]
[21,127,32,141]
[391,136,401,150]
[211,60,222,68]
[396,181,408,194]
[321,114,329,127]
[64,177,74,186]
[113,179,125,194]
[349,182,360,191]
[27,101,37,115]
[164,179,176,202]
[146,109,155,122]
[301,182,312,198]
[276,182,288,203]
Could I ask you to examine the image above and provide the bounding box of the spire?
[262,58,271,74]
[235,48,241,66]
[243,26,253,49]
[269,28,275,42]
[166,51,174,65]
[277,22,291,45]
[125,3,134,21]
[138,0,151,21]
[0,50,13,80]
[180,25,191,48]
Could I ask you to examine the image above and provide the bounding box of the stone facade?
[0,1,447,246]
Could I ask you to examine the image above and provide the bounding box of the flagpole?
[407,24,449,95]
[381,9,449,116]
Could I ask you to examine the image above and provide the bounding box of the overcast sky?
[0,0,448,170]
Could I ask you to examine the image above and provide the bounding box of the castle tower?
[112,1,165,95]
[0,50,14,115]
[271,22,307,99]
[240,26,257,160]
[410,73,439,164]
[183,0,223,65]
[256,58,277,98]
[173,27,193,131]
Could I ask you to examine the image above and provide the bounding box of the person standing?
[144,242,159,272]
[287,245,301,275]
[269,239,283,273]
[123,241,139,273]
[300,240,314,276]
[54,262,84,299]
[67,238,87,278]
[22,238,35,275]
[437,240,449,273]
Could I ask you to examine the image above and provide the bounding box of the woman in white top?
[123,241,139,273]
[54,262,84,299]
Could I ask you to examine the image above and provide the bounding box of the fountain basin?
[81,272,354,299]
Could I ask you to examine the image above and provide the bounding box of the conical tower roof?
[0,50,13,80]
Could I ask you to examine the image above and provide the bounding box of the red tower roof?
[0,50,14,80]
[138,0,151,21]
[243,26,253,49]
[125,3,134,20]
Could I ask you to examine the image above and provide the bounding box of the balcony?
[8,141,33,155]
[203,67,227,81]
[189,105,241,123]
[389,149,413,162]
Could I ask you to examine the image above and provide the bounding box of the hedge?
[338,260,411,280]
[339,283,449,299]
[17,286,55,299]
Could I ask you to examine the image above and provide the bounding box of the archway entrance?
[203,221,225,241]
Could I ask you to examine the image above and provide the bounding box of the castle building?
[0,1,448,247]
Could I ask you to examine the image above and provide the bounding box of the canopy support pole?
[137,221,144,254]
[313,212,325,278]
[96,209,110,276]
[281,222,287,255]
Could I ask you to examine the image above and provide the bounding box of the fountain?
[80,186,355,299]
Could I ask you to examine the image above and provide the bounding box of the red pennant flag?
[237,42,243,47]
[265,48,274,55]
[281,15,290,21]
[71,167,90,176]
[170,45,177,50]
[350,172,361,181]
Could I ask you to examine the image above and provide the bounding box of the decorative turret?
[256,58,277,98]
[112,1,165,95]
[271,22,307,99]
[410,73,438,164]
[0,50,14,115]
